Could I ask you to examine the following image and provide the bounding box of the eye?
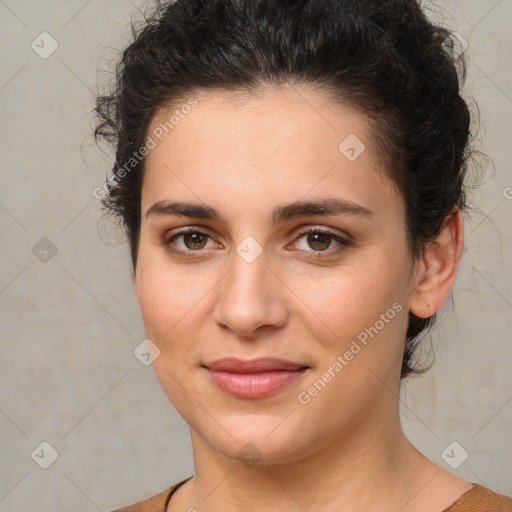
[291,227,350,257]
[163,226,350,259]
[163,228,218,257]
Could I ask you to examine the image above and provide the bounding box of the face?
[133,85,418,466]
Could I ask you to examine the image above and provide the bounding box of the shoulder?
[443,483,512,512]
[109,476,193,512]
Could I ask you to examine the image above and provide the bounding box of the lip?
[204,357,308,373]
[203,358,310,398]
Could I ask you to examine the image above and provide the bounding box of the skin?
[132,83,471,512]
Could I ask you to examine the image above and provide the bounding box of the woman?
[94,0,512,510]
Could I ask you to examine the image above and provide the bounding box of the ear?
[408,207,464,318]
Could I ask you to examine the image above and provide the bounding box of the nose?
[213,248,288,338]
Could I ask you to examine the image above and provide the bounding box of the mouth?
[202,357,310,399]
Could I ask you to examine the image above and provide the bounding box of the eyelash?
[162,226,350,259]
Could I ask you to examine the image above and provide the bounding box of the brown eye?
[182,232,208,250]
[306,232,332,251]
[163,228,217,257]
[292,227,351,259]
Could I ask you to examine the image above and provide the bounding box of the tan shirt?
[111,477,512,512]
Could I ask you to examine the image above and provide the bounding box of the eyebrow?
[145,198,374,224]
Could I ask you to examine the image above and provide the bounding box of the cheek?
[292,273,408,421]
[296,263,401,331]
[134,256,220,394]
[135,264,207,409]
[135,254,206,341]
[292,259,409,379]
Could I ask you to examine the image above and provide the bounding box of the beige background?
[0,1,511,510]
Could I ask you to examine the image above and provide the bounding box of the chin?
[199,413,315,467]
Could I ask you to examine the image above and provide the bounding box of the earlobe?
[408,207,464,318]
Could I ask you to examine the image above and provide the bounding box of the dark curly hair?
[94,0,480,379]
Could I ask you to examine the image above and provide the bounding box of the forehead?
[142,84,400,221]
[149,83,371,141]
